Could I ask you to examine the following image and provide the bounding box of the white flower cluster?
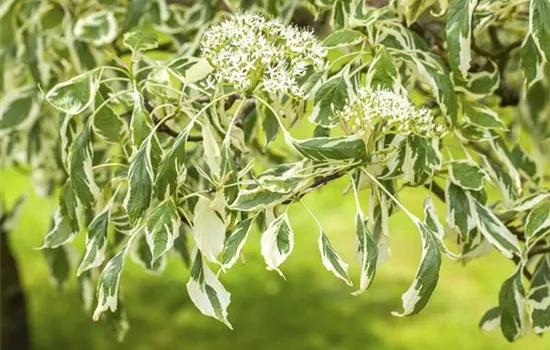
[200,11,326,98]
[337,88,445,138]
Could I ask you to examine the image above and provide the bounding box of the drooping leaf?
[41,210,77,249]
[479,306,501,332]
[77,204,111,276]
[221,215,256,269]
[392,222,441,317]
[155,131,186,199]
[446,182,477,241]
[192,196,225,263]
[46,69,101,115]
[499,268,526,342]
[124,139,155,223]
[318,231,352,286]
[68,124,99,208]
[528,255,550,334]
[260,213,294,277]
[93,246,130,321]
[187,251,232,328]
[43,246,71,289]
[352,212,378,295]
[145,199,180,263]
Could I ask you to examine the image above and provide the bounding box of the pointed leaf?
[192,196,225,263]
[46,70,101,115]
[261,213,294,277]
[145,199,180,263]
[318,231,352,286]
[187,252,232,328]
[222,216,256,269]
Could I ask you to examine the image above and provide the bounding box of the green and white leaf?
[187,251,232,328]
[68,124,99,208]
[323,29,365,48]
[41,210,76,249]
[77,204,111,276]
[469,194,521,259]
[528,255,550,334]
[309,68,352,127]
[521,34,545,88]
[292,135,366,161]
[46,69,101,115]
[446,0,478,77]
[145,199,180,263]
[499,268,526,342]
[392,222,441,317]
[230,187,289,212]
[0,86,40,133]
[402,136,442,186]
[352,212,378,295]
[530,0,550,61]
[446,181,477,240]
[479,306,501,332]
[525,201,550,245]
[74,11,118,46]
[449,160,487,191]
[192,196,225,263]
[221,216,256,269]
[124,139,155,223]
[318,231,352,286]
[463,102,506,130]
[260,213,294,277]
[367,46,400,91]
[123,31,159,61]
[93,245,131,321]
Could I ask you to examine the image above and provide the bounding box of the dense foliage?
[1,0,549,343]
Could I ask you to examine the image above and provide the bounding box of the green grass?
[2,167,549,350]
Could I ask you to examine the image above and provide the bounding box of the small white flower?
[200,11,326,99]
[337,87,444,138]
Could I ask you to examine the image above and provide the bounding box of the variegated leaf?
[93,246,130,321]
[68,123,99,208]
[367,46,400,91]
[221,216,256,269]
[292,135,366,161]
[187,251,232,328]
[446,182,477,241]
[77,204,111,276]
[145,199,180,263]
[392,221,441,317]
[309,68,352,127]
[352,212,378,295]
[318,231,352,286]
[192,196,225,263]
[525,201,550,245]
[449,160,487,191]
[479,306,501,332]
[261,212,294,277]
[446,0,478,77]
[469,194,521,258]
[499,268,526,342]
[402,136,442,186]
[124,139,155,223]
[528,255,550,334]
[74,11,118,46]
[46,69,101,115]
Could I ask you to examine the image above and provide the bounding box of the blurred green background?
[2,168,549,350]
